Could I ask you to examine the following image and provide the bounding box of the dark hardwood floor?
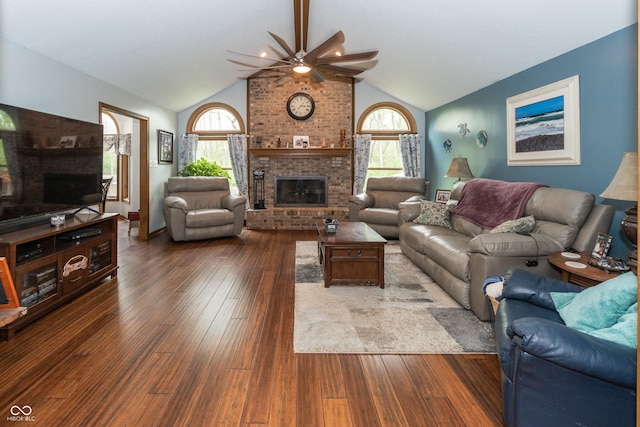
[0,220,503,426]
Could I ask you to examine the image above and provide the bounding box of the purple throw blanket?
[452,178,547,229]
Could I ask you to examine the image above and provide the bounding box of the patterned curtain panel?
[353,134,372,194]
[103,133,131,156]
[178,134,198,171]
[227,134,248,198]
[117,133,131,156]
[399,133,422,177]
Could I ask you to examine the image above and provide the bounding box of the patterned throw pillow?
[490,215,535,234]
[413,200,451,228]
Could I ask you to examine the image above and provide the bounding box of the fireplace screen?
[274,176,328,207]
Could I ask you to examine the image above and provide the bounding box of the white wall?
[1,38,177,233]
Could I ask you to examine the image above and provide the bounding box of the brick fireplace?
[245,71,354,230]
[246,149,352,230]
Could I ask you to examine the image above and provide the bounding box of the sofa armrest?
[502,268,583,310]
[398,200,422,223]
[222,194,247,210]
[164,195,188,211]
[468,232,563,257]
[348,193,374,210]
[508,316,637,389]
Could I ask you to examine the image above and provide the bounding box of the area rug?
[294,241,496,354]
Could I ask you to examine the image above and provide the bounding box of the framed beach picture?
[506,75,580,166]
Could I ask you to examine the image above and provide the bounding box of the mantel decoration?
[158,129,174,164]
[506,75,580,166]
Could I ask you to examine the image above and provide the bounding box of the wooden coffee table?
[316,221,387,288]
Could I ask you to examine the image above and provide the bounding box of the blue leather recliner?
[494,269,636,427]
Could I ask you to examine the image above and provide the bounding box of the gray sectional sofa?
[398,178,615,321]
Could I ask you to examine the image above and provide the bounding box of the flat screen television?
[0,103,103,233]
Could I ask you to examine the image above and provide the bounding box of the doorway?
[99,102,149,240]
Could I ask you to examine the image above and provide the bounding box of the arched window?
[357,102,417,180]
[186,103,245,190]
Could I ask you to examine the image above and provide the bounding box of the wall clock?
[286,93,315,120]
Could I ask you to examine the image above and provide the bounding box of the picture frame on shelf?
[506,75,580,166]
[591,232,613,260]
[158,130,174,164]
[293,135,309,148]
[435,189,451,204]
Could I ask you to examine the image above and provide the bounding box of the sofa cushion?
[171,191,226,210]
[358,208,399,226]
[525,187,595,249]
[186,209,235,228]
[403,223,471,280]
[550,271,638,333]
[413,200,450,227]
[450,214,483,237]
[490,215,535,234]
[589,303,637,348]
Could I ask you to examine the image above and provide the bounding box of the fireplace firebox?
[274,176,328,207]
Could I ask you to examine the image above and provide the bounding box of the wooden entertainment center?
[0,213,118,340]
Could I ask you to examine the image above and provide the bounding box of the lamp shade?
[445,157,474,180]
[600,152,638,202]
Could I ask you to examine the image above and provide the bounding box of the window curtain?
[399,133,422,177]
[353,134,372,194]
[227,134,248,198]
[179,133,198,171]
[103,133,131,156]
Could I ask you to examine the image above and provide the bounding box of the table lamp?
[600,152,638,267]
[445,157,474,181]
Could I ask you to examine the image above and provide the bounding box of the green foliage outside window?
[178,158,231,179]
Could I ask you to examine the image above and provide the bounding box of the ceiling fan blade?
[316,64,365,76]
[343,60,378,71]
[315,50,378,65]
[310,68,325,83]
[294,0,310,53]
[305,31,346,64]
[268,31,295,58]
[227,50,290,64]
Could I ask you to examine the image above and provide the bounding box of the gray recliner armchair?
[163,176,246,241]
[348,176,430,239]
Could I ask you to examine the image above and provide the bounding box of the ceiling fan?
[228,0,378,82]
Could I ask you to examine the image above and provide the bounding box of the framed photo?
[293,135,309,148]
[506,75,580,166]
[158,130,173,164]
[591,232,613,259]
[435,189,451,204]
[59,136,77,148]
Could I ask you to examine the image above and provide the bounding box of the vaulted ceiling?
[1,0,637,113]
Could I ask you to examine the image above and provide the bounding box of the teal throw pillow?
[550,271,637,333]
[413,200,450,228]
[589,302,637,348]
[490,215,535,234]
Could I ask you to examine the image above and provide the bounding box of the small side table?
[548,252,623,287]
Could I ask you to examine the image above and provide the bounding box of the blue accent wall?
[425,25,638,258]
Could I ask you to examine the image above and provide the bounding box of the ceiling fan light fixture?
[292,59,311,73]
